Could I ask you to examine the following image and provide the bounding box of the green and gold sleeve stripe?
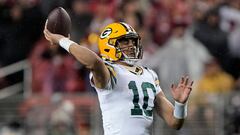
[106,65,117,88]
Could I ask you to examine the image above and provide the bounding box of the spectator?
[89,1,114,33]
[219,0,240,33]
[87,1,114,52]
[30,37,86,95]
[49,94,75,135]
[193,8,232,74]
[137,28,159,66]
[191,58,235,134]
[145,21,211,99]
[192,58,235,111]
[29,37,54,95]
[219,0,240,78]
[195,59,234,95]
[69,0,93,43]
[19,96,51,135]
[117,0,142,21]
[0,0,44,66]
[144,0,172,46]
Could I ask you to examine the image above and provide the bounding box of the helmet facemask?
[115,33,142,65]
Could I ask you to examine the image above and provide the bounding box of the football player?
[44,22,193,135]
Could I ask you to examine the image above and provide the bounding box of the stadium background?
[0,0,240,134]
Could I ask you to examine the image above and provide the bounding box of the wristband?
[59,38,75,52]
[173,101,187,119]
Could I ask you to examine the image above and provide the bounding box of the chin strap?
[120,51,140,65]
[120,59,139,65]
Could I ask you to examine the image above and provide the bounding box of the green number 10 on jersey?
[128,81,157,117]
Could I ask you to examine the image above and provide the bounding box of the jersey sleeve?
[148,69,162,94]
[89,61,117,90]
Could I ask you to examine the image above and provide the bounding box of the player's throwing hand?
[43,20,67,45]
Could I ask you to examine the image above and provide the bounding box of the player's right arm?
[43,24,110,89]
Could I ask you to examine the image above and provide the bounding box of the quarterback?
[44,22,193,135]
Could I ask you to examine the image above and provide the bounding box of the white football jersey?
[90,62,162,135]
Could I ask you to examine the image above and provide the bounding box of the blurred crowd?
[0,0,240,135]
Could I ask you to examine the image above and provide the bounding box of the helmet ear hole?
[104,49,110,52]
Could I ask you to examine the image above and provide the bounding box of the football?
[47,7,71,37]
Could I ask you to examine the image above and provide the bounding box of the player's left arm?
[155,76,193,130]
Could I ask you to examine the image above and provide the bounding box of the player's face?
[117,38,138,58]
